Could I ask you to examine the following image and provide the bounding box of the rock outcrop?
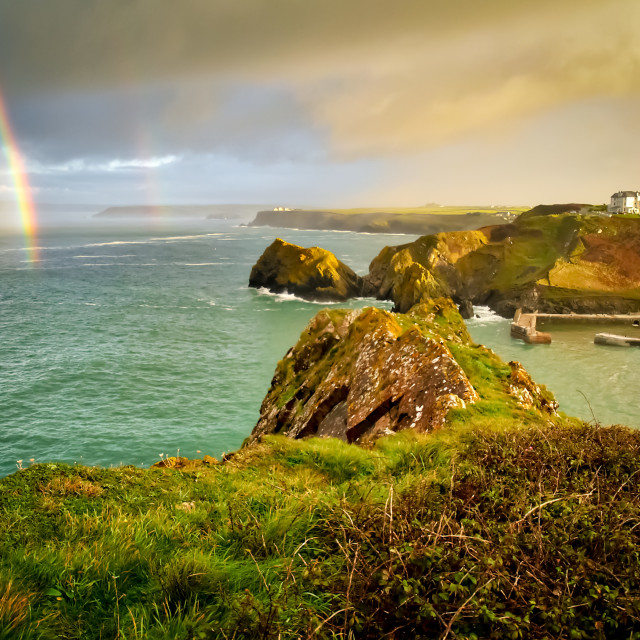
[252,299,480,444]
[249,208,640,318]
[249,238,364,301]
[364,231,488,313]
[251,297,559,445]
[507,361,558,414]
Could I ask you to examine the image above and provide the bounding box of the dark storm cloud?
[2,0,638,160]
[1,0,639,207]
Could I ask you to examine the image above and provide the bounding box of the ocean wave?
[150,233,224,241]
[466,305,506,325]
[73,254,137,258]
[0,245,65,253]
[80,262,158,266]
[253,287,341,305]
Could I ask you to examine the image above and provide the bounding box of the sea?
[1,216,638,478]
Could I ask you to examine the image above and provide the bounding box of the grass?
[305,206,530,217]
[2,417,640,639]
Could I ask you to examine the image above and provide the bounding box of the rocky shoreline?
[3,206,640,638]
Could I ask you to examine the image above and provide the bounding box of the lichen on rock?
[507,361,558,414]
[251,298,479,444]
[364,231,487,312]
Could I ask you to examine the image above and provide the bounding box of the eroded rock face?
[508,361,558,414]
[249,238,364,301]
[251,299,479,444]
[364,231,488,313]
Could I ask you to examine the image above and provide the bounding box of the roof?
[612,191,640,198]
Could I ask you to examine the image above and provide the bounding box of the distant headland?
[94,204,272,220]
[249,204,531,235]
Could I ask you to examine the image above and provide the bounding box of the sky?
[1,0,639,217]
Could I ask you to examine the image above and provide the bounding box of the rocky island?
[249,238,365,301]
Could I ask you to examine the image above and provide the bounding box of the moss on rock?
[251,298,557,445]
[249,238,364,301]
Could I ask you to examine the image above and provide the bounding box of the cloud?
[1,0,638,162]
[32,155,181,174]
[1,0,639,208]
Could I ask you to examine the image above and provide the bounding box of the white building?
[609,190,640,214]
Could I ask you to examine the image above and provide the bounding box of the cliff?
[1,277,639,637]
[2,312,639,637]
[365,211,640,316]
[249,238,364,301]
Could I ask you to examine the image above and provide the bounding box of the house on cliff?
[609,190,640,214]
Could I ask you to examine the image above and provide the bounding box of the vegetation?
[306,206,530,217]
[2,416,639,639]
[250,206,528,236]
[364,211,640,315]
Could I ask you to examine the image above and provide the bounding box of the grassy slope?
[2,422,639,639]
[1,297,638,639]
[1,301,639,638]
[368,213,640,313]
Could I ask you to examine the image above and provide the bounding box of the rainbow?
[0,88,39,264]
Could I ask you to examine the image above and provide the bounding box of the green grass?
[2,418,640,639]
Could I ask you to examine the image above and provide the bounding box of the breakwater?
[511,309,640,344]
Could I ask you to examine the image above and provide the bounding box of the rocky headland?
[249,208,518,235]
[251,298,557,447]
[366,209,640,316]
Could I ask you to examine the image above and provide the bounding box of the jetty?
[511,309,640,345]
[510,310,552,344]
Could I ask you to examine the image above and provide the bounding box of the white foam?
[84,240,150,247]
[253,287,341,305]
[150,234,222,241]
[73,254,136,258]
[80,262,157,266]
[466,305,506,325]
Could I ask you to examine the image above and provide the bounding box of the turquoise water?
[1,220,638,478]
[0,220,398,477]
[467,311,640,429]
